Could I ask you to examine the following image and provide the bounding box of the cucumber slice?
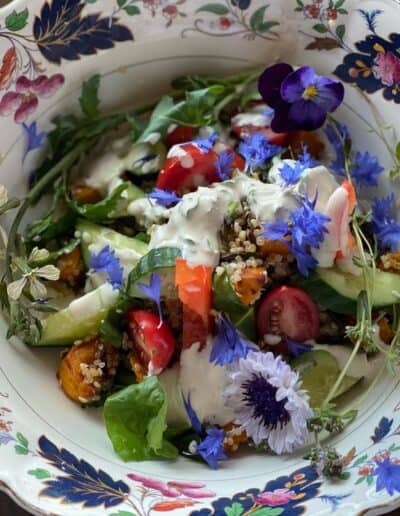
[213,271,256,341]
[77,220,148,275]
[127,247,181,298]
[112,183,145,218]
[39,283,119,346]
[294,267,400,315]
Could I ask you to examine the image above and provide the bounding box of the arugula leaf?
[79,75,101,119]
[26,210,77,245]
[28,239,80,267]
[138,96,175,142]
[67,183,128,223]
[100,292,141,347]
[104,376,178,461]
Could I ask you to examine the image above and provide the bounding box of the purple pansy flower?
[258,63,344,132]
[148,188,181,207]
[89,246,123,289]
[215,150,235,180]
[137,272,163,322]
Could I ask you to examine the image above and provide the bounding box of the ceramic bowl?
[0,0,400,515]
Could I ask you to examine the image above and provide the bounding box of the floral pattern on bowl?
[0,1,400,515]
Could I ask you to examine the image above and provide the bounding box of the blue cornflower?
[261,195,330,276]
[299,143,318,169]
[193,133,218,153]
[371,194,400,251]
[89,246,123,289]
[22,121,46,162]
[238,132,283,172]
[196,427,227,470]
[183,394,202,435]
[279,144,318,186]
[373,458,400,495]
[210,313,254,366]
[350,151,384,187]
[137,273,163,322]
[215,150,235,181]
[324,121,351,175]
[286,338,313,357]
[148,188,181,207]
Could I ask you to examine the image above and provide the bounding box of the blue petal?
[210,314,254,366]
[183,394,203,435]
[148,188,181,207]
[137,272,163,321]
[196,427,227,470]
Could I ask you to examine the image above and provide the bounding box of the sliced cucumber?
[213,271,256,341]
[77,220,148,275]
[39,283,119,346]
[127,247,181,298]
[112,183,145,218]
[294,267,400,315]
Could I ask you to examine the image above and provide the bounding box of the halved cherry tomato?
[165,126,196,148]
[256,286,320,352]
[127,310,176,375]
[156,143,244,195]
[231,123,289,147]
[175,257,213,348]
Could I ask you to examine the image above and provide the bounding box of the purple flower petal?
[137,272,163,322]
[183,394,203,435]
[281,67,317,103]
[89,246,123,289]
[288,100,327,131]
[258,62,294,107]
[148,188,181,207]
[270,103,292,133]
[196,427,227,470]
[210,313,254,366]
[312,77,345,112]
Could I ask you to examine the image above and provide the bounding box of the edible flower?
[286,338,313,357]
[215,150,235,180]
[258,62,344,132]
[279,144,317,186]
[7,247,60,301]
[324,121,351,175]
[210,313,254,366]
[196,427,227,470]
[350,151,384,187]
[262,194,330,276]
[148,188,181,207]
[238,132,283,172]
[183,394,203,434]
[193,133,218,152]
[224,350,313,454]
[137,272,163,322]
[89,245,123,289]
[371,194,400,251]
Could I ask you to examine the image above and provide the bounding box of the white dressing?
[127,197,169,227]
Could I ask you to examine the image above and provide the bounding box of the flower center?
[302,84,318,100]
[242,373,290,430]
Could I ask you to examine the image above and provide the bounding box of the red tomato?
[127,310,176,375]
[231,123,290,147]
[256,286,320,351]
[157,143,244,195]
[165,126,196,148]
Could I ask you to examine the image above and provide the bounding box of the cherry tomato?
[231,123,289,147]
[256,286,320,351]
[127,310,176,375]
[165,126,196,148]
[157,143,244,195]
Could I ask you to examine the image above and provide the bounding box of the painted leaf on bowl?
[38,436,130,508]
[33,0,134,64]
[371,417,394,443]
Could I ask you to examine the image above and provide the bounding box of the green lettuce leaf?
[104,376,178,461]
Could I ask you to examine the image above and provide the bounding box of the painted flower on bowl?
[0,74,64,123]
[128,473,215,498]
[373,52,400,87]
[255,488,296,506]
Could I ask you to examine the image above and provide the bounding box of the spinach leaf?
[79,74,101,119]
[103,376,178,461]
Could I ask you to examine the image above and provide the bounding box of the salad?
[2,62,400,474]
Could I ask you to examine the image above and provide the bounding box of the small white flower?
[0,185,8,208]
[7,262,60,301]
[29,247,50,262]
[223,350,313,454]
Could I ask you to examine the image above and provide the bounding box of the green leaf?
[16,432,28,448]
[196,3,229,15]
[69,183,128,223]
[124,5,140,15]
[225,502,244,516]
[104,376,178,461]
[5,9,29,31]
[257,21,280,33]
[15,445,29,455]
[353,453,368,466]
[336,24,345,39]
[250,6,269,31]
[395,142,400,160]
[251,508,284,516]
[28,468,51,479]
[313,23,328,33]
[366,475,374,486]
[79,75,101,119]
[213,271,256,340]
[296,0,304,6]
[335,0,345,8]
[117,0,127,6]
[338,8,348,14]
[138,96,175,143]
[355,476,366,484]
[109,512,136,516]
